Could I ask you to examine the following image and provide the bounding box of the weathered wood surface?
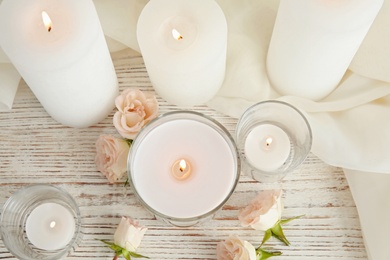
[0,50,367,259]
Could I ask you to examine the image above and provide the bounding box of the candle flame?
[265,137,273,147]
[49,221,56,228]
[179,159,187,172]
[42,11,52,32]
[172,29,183,41]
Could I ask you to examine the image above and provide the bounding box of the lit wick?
[172,29,183,41]
[262,137,273,151]
[265,137,273,147]
[49,221,56,229]
[172,159,191,180]
[42,11,53,32]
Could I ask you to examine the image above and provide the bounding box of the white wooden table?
[0,50,367,259]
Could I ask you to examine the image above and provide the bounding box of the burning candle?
[128,112,239,225]
[245,124,291,172]
[267,0,384,101]
[25,203,76,250]
[236,101,312,182]
[137,0,228,106]
[0,0,118,128]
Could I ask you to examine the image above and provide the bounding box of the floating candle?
[128,112,239,225]
[25,203,76,251]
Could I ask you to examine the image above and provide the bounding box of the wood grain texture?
[0,50,367,259]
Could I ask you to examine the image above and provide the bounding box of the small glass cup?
[0,184,81,260]
[236,100,312,182]
[128,111,240,226]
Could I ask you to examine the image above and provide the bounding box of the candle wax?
[26,203,75,250]
[137,0,227,106]
[245,124,291,172]
[132,119,236,219]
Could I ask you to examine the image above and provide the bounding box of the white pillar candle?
[131,118,237,219]
[26,203,76,251]
[267,0,384,101]
[245,124,291,172]
[137,0,227,107]
[0,0,118,128]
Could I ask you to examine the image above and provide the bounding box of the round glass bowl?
[128,111,240,226]
[236,100,312,182]
[0,184,81,260]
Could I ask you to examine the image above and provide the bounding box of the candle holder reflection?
[128,111,240,227]
[236,100,312,182]
[0,184,81,260]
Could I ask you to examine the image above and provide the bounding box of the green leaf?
[257,248,282,260]
[270,222,290,246]
[260,229,273,247]
[122,249,131,260]
[129,251,150,259]
[100,240,123,252]
[125,139,133,146]
[280,215,304,225]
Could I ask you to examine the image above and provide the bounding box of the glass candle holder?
[0,184,81,260]
[236,100,312,182]
[128,111,240,226]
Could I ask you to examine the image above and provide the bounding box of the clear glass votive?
[0,184,81,260]
[236,100,312,182]
[128,111,240,226]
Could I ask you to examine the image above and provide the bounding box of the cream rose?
[217,235,256,260]
[113,88,158,139]
[95,135,130,183]
[114,217,147,252]
[238,190,283,231]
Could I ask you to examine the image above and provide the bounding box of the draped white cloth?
[1,1,390,259]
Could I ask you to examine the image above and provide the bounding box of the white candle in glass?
[25,203,75,251]
[131,119,237,219]
[245,124,291,172]
[0,0,118,128]
[267,0,384,101]
[137,0,227,107]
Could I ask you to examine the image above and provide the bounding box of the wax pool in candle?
[26,203,75,251]
[245,124,291,172]
[137,0,227,106]
[267,0,384,101]
[0,0,118,128]
[131,119,237,219]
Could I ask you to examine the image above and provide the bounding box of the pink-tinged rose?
[95,135,130,183]
[114,217,147,252]
[217,235,256,260]
[113,88,158,139]
[238,190,283,231]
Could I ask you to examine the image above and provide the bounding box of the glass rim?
[237,99,313,147]
[0,184,81,260]
[127,110,241,224]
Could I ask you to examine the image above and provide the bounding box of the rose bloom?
[217,235,256,260]
[114,217,147,252]
[95,135,130,183]
[113,88,158,139]
[238,190,283,231]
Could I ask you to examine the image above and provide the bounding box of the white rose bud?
[216,235,257,260]
[238,190,283,231]
[114,217,147,252]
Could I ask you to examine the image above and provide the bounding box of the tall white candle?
[0,0,118,128]
[131,118,237,219]
[26,203,75,251]
[267,0,384,101]
[245,124,291,172]
[137,0,227,107]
